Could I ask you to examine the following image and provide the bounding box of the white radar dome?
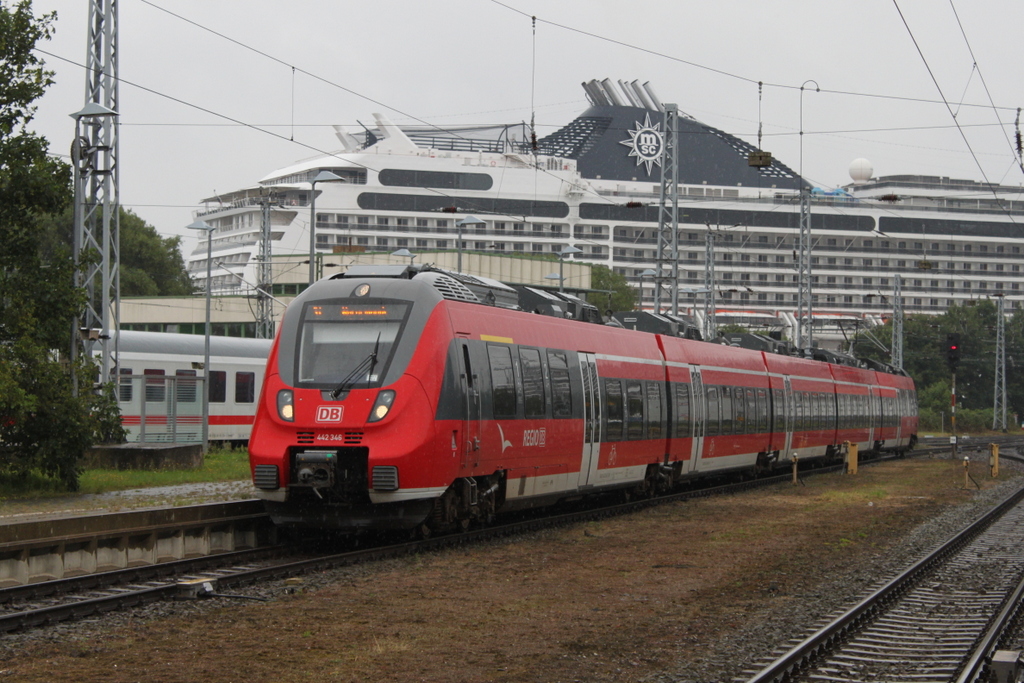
[849,158,873,184]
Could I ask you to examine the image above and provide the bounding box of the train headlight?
[368,390,396,423]
[277,389,295,422]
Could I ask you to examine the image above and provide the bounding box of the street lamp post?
[308,170,344,285]
[187,219,215,452]
[557,245,583,293]
[796,79,820,349]
[455,215,485,273]
[391,248,416,265]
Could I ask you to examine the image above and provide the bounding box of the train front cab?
[249,276,459,531]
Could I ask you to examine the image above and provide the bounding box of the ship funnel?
[600,78,625,106]
[333,125,361,152]
[582,79,665,112]
[371,112,419,153]
[642,82,665,113]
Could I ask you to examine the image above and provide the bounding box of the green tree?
[853,300,1020,432]
[37,206,195,296]
[0,1,120,490]
[586,264,637,314]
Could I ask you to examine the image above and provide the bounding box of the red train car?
[248,266,918,534]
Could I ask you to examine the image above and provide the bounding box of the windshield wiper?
[329,333,382,399]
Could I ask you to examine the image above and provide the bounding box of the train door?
[780,376,794,460]
[687,368,706,474]
[578,352,601,488]
[459,340,481,469]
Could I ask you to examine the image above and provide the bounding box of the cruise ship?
[187,79,1024,340]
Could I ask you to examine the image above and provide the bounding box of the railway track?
[0,452,901,635]
[0,442,1016,639]
[744,464,1024,683]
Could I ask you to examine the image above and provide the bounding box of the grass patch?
[0,446,250,499]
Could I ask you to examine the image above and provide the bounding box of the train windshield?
[296,301,409,387]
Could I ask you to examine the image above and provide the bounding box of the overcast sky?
[28,1,1024,256]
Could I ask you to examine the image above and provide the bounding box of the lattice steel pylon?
[795,188,812,349]
[993,295,1007,431]
[891,275,904,371]
[72,0,119,387]
[703,230,716,341]
[653,104,679,316]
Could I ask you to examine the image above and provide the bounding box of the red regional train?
[248,265,918,534]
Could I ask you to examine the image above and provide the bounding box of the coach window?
[488,345,517,419]
[209,371,227,404]
[706,387,720,436]
[119,368,133,402]
[646,383,663,439]
[548,351,572,418]
[176,369,197,403]
[732,386,745,433]
[604,380,623,440]
[235,372,256,404]
[520,348,546,418]
[792,392,803,431]
[144,369,165,402]
[626,382,645,440]
[674,384,691,438]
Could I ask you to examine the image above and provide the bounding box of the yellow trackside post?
[845,441,858,475]
[990,443,999,478]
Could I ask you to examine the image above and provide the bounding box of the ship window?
[378,169,493,191]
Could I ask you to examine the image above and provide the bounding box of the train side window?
[604,380,623,440]
[792,392,803,431]
[626,382,644,440]
[519,348,546,418]
[773,388,784,432]
[674,383,691,438]
[755,388,767,433]
[176,369,197,403]
[732,386,745,434]
[745,389,756,434]
[144,369,165,402]
[209,371,227,403]
[548,351,572,418]
[646,383,663,439]
[119,368,133,402]
[706,386,720,436]
[235,372,256,404]
[720,386,734,435]
[487,345,517,419]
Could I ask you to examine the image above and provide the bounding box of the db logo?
[316,406,344,423]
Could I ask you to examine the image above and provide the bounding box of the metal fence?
[117,374,205,444]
